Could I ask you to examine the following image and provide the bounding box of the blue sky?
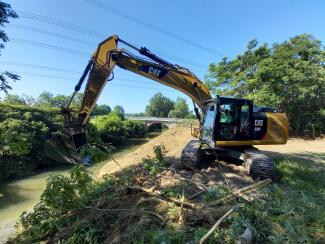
[2,0,325,113]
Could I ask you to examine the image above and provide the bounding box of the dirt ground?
[98,127,325,189]
[98,127,193,178]
[256,138,325,163]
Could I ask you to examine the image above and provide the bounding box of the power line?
[0,61,81,74]
[16,10,106,39]
[0,70,77,80]
[10,38,90,56]
[10,24,96,46]
[0,70,173,92]
[9,37,205,73]
[0,61,161,84]
[16,11,209,71]
[167,0,232,39]
[83,0,225,56]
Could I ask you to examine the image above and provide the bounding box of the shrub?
[143,145,169,176]
[123,120,146,138]
[0,104,59,182]
[16,165,116,242]
[91,113,126,145]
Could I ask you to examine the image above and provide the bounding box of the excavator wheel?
[243,147,277,180]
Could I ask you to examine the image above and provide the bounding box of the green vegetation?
[12,150,324,243]
[0,103,61,182]
[205,34,325,136]
[13,165,115,243]
[145,92,194,118]
[0,92,146,183]
[143,145,169,175]
[168,97,193,119]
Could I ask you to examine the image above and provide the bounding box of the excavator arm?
[45,35,211,163]
[76,35,211,126]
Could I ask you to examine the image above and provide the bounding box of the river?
[0,132,160,242]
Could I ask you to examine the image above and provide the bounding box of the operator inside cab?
[219,105,236,139]
[220,109,233,123]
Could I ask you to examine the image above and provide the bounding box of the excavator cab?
[200,97,254,147]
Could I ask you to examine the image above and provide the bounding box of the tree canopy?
[168,97,191,118]
[145,92,175,117]
[0,1,19,96]
[92,104,111,116]
[205,34,325,135]
[113,105,125,120]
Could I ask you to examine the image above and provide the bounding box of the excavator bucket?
[44,130,85,164]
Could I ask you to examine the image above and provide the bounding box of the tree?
[145,92,175,117]
[2,94,26,105]
[50,94,70,108]
[36,91,53,105]
[92,104,111,116]
[113,105,125,120]
[205,34,325,136]
[0,1,19,96]
[168,97,190,118]
[35,91,83,109]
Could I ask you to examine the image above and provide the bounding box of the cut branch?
[199,204,241,244]
[208,178,272,206]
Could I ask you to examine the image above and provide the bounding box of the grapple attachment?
[44,128,88,164]
[44,106,88,164]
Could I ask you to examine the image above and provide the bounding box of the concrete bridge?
[126,117,189,129]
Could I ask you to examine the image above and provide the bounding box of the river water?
[0,133,160,242]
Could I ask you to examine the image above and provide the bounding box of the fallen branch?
[188,189,206,200]
[208,178,272,206]
[199,204,241,244]
[128,185,198,210]
[178,189,185,226]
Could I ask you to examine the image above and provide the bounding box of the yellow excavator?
[45,35,288,180]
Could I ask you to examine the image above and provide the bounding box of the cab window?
[200,103,216,143]
[219,103,237,124]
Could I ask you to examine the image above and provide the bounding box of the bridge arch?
[146,122,171,131]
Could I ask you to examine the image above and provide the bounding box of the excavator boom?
[45,35,211,163]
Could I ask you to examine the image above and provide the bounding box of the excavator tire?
[243,147,276,180]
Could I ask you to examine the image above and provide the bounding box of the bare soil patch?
[99,128,325,188]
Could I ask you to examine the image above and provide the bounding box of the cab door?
[215,98,253,141]
[200,102,217,147]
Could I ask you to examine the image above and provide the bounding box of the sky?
[1,0,325,113]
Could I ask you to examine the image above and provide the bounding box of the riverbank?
[0,132,160,243]
[10,126,325,243]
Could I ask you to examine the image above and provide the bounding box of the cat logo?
[255,119,264,126]
[138,65,168,79]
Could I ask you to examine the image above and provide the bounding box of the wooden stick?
[128,185,218,212]
[199,204,241,244]
[208,178,272,207]
[178,189,185,226]
[128,185,196,210]
[188,189,206,200]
